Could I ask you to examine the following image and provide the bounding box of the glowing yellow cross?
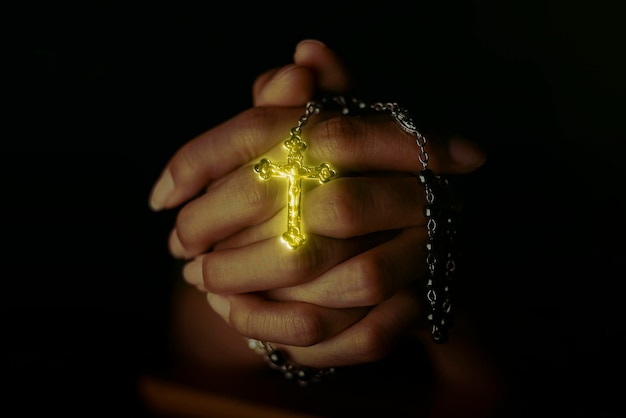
[254,132,335,249]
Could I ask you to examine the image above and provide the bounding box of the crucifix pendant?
[254,132,335,249]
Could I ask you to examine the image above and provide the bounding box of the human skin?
[149,39,487,369]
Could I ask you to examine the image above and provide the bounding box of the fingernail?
[296,39,326,50]
[447,137,486,168]
[149,168,174,211]
[206,292,230,320]
[271,64,298,82]
[294,39,327,60]
[168,228,187,259]
[182,257,205,290]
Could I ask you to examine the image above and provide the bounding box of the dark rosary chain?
[246,338,336,386]
[247,96,459,386]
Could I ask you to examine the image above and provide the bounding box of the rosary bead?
[247,97,457,385]
[418,168,435,185]
[432,326,449,344]
[424,203,443,219]
[268,349,287,367]
[295,367,313,382]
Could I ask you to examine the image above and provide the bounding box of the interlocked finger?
[170,110,476,260]
[250,287,422,369]
[211,175,426,251]
[207,292,370,347]
[183,232,391,294]
[263,226,427,308]
[171,163,282,258]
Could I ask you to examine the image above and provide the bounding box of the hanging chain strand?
[248,96,459,386]
[371,102,429,171]
[246,338,336,387]
[292,100,321,135]
[370,101,456,343]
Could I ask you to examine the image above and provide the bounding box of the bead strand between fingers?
[246,338,336,386]
[247,96,459,384]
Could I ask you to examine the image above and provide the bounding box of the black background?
[3,1,625,416]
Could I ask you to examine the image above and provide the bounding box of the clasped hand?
[149,40,485,369]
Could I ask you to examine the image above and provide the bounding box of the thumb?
[293,39,351,93]
[252,64,316,107]
[252,39,352,107]
[426,135,487,175]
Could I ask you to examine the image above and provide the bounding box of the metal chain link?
[246,338,336,386]
[371,102,430,171]
[368,100,456,343]
[248,96,459,385]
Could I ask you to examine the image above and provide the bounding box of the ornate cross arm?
[254,155,336,249]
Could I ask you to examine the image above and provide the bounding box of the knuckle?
[236,107,300,163]
[352,322,394,363]
[236,107,274,150]
[240,168,274,210]
[231,303,324,346]
[228,298,272,338]
[350,257,394,306]
[276,243,318,279]
[311,179,361,238]
[231,304,258,337]
[283,305,324,346]
[313,115,364,159]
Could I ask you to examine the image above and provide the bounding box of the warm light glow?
[254,134,335,249]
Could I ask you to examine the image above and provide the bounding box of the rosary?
[253,100,337,249]
[250,96,460,385]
